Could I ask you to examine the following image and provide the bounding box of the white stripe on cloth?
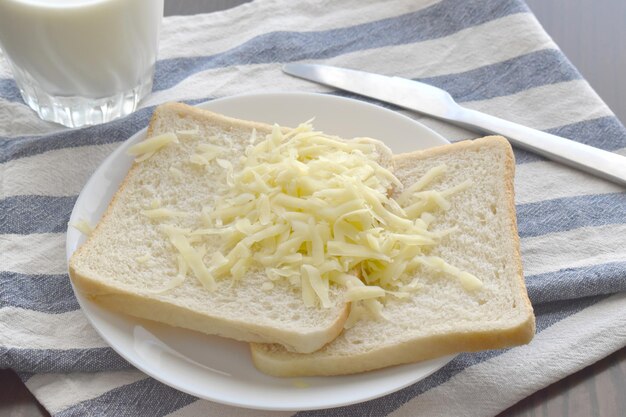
[388,293,626,417]
[0,98,65,137]
[26,370,146,415]
[521,224,626,277]
[0,308,106,349]
[0,143,119,198]
[0,48,12,79]
[144,13,555,107]
[515,158,625,205]
[0,233,66,275]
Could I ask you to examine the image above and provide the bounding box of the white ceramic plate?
[66,92,454,411]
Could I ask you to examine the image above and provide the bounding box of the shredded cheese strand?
[127,132,179,162]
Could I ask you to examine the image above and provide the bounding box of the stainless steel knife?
[283,63,626,187]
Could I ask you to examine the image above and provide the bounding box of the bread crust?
[70,263,350,352]
[251,322,532,377]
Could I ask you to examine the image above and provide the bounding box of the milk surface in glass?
[0,0,163,127]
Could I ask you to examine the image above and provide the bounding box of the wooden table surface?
[2,1,624,416]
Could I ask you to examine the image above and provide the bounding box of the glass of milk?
[0,0,163,128]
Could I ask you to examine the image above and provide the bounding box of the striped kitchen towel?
[2,0,626,416]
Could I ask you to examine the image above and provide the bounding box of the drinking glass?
[0,0,164,128]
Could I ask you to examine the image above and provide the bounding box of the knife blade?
[283,63,626,187]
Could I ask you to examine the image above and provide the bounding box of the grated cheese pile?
[132,121,482,324]
[202,122,479,318]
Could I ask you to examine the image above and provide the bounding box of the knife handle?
[457,108,626,187]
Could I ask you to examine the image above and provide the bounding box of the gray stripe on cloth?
[17,371,34,383]
[545,115,626,150]
[54,378,197,417]
[0,108,153,164]
[513,115,626,164]
[0,0,527,102]
[0,347,129,373]
[525,261,626,305]
[419,49,581,103]
[0,78,19,102]
[0,195,75,234]
[0,97,210,163]
[294,294,608,417]
[0,272,78,314]
[516,192,626,238]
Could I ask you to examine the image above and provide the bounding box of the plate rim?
[66,91,454,411]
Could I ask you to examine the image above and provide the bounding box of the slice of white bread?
[250,136,535,375]
[69,103,394,354]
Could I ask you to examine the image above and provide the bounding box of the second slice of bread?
[250,136,535,375]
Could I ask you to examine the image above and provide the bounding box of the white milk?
[0,0,163,97]
[0,0,163,126]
